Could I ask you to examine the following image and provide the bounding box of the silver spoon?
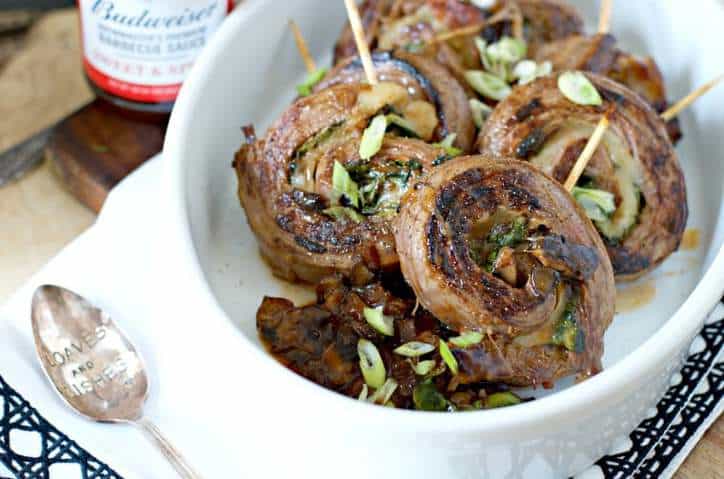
[31,285,203,479]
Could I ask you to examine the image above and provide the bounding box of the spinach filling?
[289,121,345,186]
[551,298,585,353]
[469,216,528,272]
[347,159,423,216]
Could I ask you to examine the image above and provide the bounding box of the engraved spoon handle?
[133,417,204,479]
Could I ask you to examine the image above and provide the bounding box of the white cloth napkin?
[0,156,250,478]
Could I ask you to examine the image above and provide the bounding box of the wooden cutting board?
[46,100,167,213]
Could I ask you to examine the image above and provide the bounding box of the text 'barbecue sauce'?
[77,0,234,113]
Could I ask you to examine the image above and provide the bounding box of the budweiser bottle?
[77,0,233,113]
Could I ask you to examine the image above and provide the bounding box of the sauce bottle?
[77,0,234,113]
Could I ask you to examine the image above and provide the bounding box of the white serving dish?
[163,0,724,477]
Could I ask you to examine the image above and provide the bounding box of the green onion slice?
[363,306,395,336]
[486,36,527,64]
[386,113,419,138]
[470,98,493,128]
[433,133,463,156]
[358,339,386,389]
[413,380,450,412]
[558,71,603,106]
[514,60,552,85]
[368,378,398,405]
[465,71,512,101]
[323,206,364,223]
[410,359,436,376]
[358,384,369,401]
[449,331,484,348]
[360,114,388,160]
[296,67,328,97]
[573,186,616,223]
[393,341,435,357]
[474,37,487,62]
[439,340,459,375]
[332,161,360,208]
[486,391,522,409]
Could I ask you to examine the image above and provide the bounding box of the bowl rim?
[163,0,724,433]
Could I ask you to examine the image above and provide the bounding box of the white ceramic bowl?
[163,1,724,477]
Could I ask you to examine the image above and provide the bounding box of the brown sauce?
[680,229,701,251]
[616,281,656,313]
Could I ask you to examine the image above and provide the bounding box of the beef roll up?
[315,49,476,152]
[533,34,682,143]
[477,73,687,280]
[394,156,615,387]
[333,0,582,98]
[235,81,464,284]
[333,0,487,66]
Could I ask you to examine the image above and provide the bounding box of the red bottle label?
[78,0,231,103]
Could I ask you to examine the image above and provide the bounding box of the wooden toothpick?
[343,0,378,85]
[289,20,316,74]
[434,22,487,43]
[661,75,724,122]
[597,0,613,34]
[564,114,610,191]
[432,6,517,44]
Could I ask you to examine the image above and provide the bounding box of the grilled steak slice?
[534,33,682,143]
[394,156,615,386]
[477,73,687,280]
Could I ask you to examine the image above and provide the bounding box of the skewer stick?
[597,0,613,34]
[344,0,378,85]
[434,22,488,43]
[509,2,524,41]
[660,75,724,122]
[432,7,516,44]
[564,114,610,191]
[289,20,316,74]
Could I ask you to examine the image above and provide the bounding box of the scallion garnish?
[413,380,450,412]
[393,341,435,357]
[486,392,522,408]
[332,161,360,208]
[433,133,463,156]
[358,384,369,401]
[296,68,328,97]
[513,60,552,85]
[469,98,493,128]
[558,71,603,106]
[486,36,527,65]
[465,71,512,101]
[439,340,459,375]
[410,359,436,376]
[358,339,386,389]
[572,186,616,222]
[386,113,420,138]
[449,331,484,348]
[368,378,398,405]
[363,306,395,336]
[360,114,388,160]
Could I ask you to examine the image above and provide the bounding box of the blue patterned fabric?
[0,376,120,478]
